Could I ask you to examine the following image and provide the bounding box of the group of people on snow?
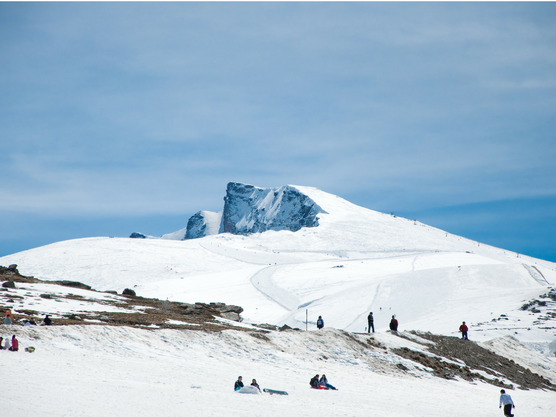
[325,311,471,341]
[318,312,398,334]
[309,374,337,390]
[234,376,260,392]
[0,335,19,351]
[4,309,51,326]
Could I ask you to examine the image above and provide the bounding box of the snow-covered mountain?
[2,182,556,417]
[1,182,555,348]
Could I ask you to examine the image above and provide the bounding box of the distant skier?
[234,376,244,391]
[43,315,52,326]
[459,321,469,340]
[499,389,515,417]
[367,312,375,333]
[389,315,398,332]
[317,316,324,329]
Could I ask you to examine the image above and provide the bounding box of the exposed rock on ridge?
[185,210,222,239]
[218,182,326,235]
[129,182,326,240]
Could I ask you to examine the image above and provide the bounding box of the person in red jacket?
[389,315,399,332]
[8,335,18,351]
[459,321,469,340]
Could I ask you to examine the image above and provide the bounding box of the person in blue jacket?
[319,374,337,390]
[317,316,324,329]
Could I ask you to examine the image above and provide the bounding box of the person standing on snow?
[317,316,324,329]
[389,315,398,332]
[367,312,375,333]
[459,321,469,340]
[499,389,515,417]
[4,309,13,325]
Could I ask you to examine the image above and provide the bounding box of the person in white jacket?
[2,336,11,350]
[499,389,515,417]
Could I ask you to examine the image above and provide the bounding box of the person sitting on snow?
[250,379,261,391]
[319,374,337,390]
[310,374,320,388]
[8,335,19,352]
[234,376,244,391]
[2,336,11,350]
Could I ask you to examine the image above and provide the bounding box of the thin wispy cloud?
[1,2,555,259]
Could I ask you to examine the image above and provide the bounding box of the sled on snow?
[236,386,260,394]
[263,388,288,395]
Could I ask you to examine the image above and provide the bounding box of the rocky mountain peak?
[218,182,327,235]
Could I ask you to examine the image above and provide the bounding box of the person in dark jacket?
[234,376,244,391]
[389,315,398,332]
[250,379,261,391]
[459,321,469,340]
[43,315,52,326]
[367,312,375,333]
[310,374,320,388]
[317,316,324,329]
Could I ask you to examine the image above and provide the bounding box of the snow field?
[1,325,555,417]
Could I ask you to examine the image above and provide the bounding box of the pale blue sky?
[1,3,555,261]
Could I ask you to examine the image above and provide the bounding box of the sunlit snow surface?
[1,185,556,416]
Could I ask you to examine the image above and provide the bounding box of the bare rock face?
[134,182,327,240]
[218,182,326,235]
[185,211,222,240]
[129,232,147,239]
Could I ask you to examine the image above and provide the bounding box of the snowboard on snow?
[263,388,288,395]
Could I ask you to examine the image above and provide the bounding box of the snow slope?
[2,185,555,351]
[1,324,555,417]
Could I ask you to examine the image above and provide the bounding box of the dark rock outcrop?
[53,281,92,290]
[180,302,243,322]
[219,182,326,235]
[185,211,222,240]
[122,288,136,297]
[129,232,147,239]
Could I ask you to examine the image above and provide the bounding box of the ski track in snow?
[2,185,556,416]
